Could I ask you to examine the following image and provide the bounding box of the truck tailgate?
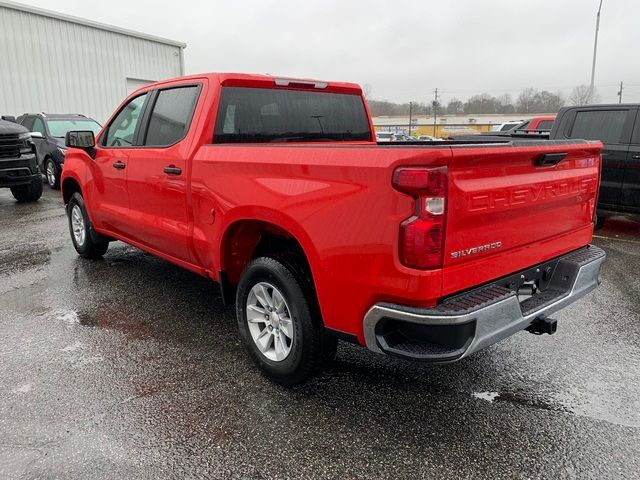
[442,140,601,296]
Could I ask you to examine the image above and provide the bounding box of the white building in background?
[0,0,186,123]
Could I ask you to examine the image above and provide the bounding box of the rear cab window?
[536,120,554,131]
[213,87,371,143]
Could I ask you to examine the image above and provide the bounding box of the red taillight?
[393,166,448,269]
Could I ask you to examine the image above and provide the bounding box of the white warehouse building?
[0,0,186,123]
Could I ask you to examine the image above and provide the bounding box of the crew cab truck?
[0,118,42,202]
[551,104,640,228]
[61,73,605,384]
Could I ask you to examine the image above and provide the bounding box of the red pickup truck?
[61,73,605,384]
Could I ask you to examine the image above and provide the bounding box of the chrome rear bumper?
[363,245,606,362]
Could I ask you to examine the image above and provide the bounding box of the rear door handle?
[112,161,126,170]
[163,165,182,175]
[535,153,567,167]
[632,155,640,160]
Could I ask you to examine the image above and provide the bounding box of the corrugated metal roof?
[0,0,186,48]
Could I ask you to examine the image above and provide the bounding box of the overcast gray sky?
[18,0,640,104]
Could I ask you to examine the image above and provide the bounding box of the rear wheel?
[67,192,108,258]
[236,256,330,385]
[45,158,60,189]
[10,179,43,203]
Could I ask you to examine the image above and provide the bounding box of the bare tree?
[516,88,537,113]
[516,88,564,113]
[569,85,601,105]
[446,98,464,115]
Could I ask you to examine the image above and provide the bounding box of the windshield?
[46,119,101,138]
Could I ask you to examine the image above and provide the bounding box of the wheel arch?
[61,175,82,205]
[219,217,322,312]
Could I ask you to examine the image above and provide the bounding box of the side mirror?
[30,131,43,139]
[66,130,95,149]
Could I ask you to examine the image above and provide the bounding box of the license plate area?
[494,257,562,305]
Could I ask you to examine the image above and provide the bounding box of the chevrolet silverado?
[60,73,605,384]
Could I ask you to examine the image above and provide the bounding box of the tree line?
[368,85,600,117]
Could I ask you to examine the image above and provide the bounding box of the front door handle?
[112,161,126,170]
[163,165,182,175]
[632,155,640,160]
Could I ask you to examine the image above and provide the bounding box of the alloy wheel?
[246,282,294,362]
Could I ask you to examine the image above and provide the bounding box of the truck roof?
[559,103,640,110]
[135,72,363,96]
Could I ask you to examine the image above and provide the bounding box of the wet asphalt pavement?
[1,187,639,480]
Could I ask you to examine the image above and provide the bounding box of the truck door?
[622,109,640,212]
[92,92,149,235]
[30,117,49,167]
[124,84,201,263]
[564,107,634,209]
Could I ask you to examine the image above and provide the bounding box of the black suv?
[17,113,101,189]
[550,105,640,228]
[0,118,42,202]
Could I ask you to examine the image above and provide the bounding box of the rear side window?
[570,110,628,144]
[214,87,371,143]
[144,86,200,147]
[631,111,640,144]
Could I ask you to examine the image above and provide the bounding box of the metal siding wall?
[0,6,182,123]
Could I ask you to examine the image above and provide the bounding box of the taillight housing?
[392,166,448,269]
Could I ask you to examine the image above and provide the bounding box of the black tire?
[45,158,60,189]
[10,179,43,203]
[67,192,109,258]
[236,255,329,385]
[594,214,606,230]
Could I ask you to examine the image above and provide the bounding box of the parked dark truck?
[61,73,605,384]
[550,104,640,228]
[0,118,42,202]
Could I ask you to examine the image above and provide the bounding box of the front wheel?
[67,192,109,258]
[10,179,43,202]
[236,256,329,385]
[45,158,60,189]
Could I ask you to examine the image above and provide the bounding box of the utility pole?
[617,81,624,104]
[408,101,413,137]
[589,0,604,102]
[433,88,439,137]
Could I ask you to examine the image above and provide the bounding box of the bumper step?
[364,245,606,362]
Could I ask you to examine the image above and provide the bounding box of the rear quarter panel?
[191,145,451,340]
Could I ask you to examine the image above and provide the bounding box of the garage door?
[126,78,154,95]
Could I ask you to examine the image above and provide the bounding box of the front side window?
[144,86,200,147]
[213,87,371,143]
[46,119,101,138]
[104,93,148,147]
[32,118,46,136]
[570,110,628,144]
